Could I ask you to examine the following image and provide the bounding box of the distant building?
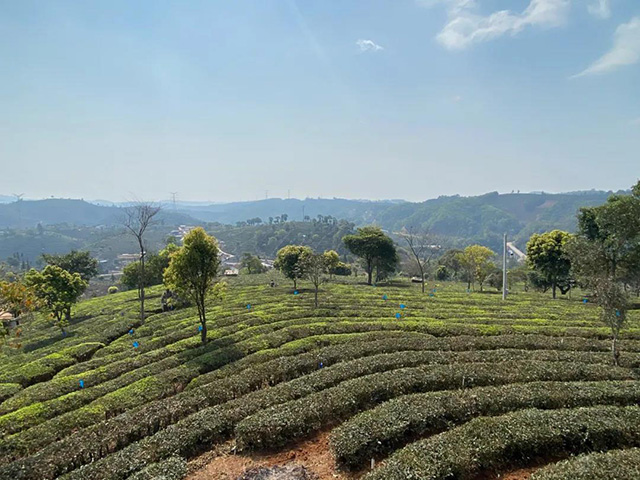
[115,253,139,268]
[223,268,239,276]
[169,225,196,242]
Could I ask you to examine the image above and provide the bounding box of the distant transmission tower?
[170,192,178,211]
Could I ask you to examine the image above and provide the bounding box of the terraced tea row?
[1,280,639,480]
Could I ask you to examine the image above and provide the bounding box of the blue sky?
[1,0,638,202]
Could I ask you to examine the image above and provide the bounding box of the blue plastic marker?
[395,312,401,319]
[616,310,621,317]
[400,304,406,309]
[583,298,588,304]
[382,294,388,300]
[429,293,435,297]
[294,290,299,295]
[62,331,67,337]
[133,341,139,348]
[79,379,84,389]
[246,304,251,310]
[319,362,323,369]
[128,329,134,335]
[198,325,203,332]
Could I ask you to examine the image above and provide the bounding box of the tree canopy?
[41,250,98,282]
[274,245,313,289]
[164,227,224,344]
[343,226,398,285]
[526,230,572,299]
[25,265,87,333]
[457,245,495,292]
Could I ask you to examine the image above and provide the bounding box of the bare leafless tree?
[123,202,161,322]
[402,226,440,293]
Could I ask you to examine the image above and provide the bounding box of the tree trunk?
[314,285,318,308]
[65,306,71,322]
[420,269,425,294]
[139,239,146,323]
[552,281,557,299]
[612,330,620,366]
[293,278,297,290]
[201,319,207,344]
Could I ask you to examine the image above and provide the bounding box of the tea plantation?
[1,276,640,479]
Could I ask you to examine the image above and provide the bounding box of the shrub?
[531,448,640,480]
[331,380,640,469]
[127,456,186,480]
[235,361,634,451]
[107,287,118,295]
[364,406,640,480]
[0,384,22,403]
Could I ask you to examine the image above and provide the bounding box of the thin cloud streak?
[421,0,571,50]
[573,17,640,78]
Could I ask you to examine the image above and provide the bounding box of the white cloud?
[452,95,463,102]
[587,0,611,20]
[573,17,640,77]
[356,39,384,52]
[420,0,571,50]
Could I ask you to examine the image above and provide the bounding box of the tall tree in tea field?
[25,265,87,334]
[526,230,572,299]
[274,245,313,289]
[123,203,161,323]
[164,227,225,344]
[343,226,397,285]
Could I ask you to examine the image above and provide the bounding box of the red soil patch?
[186,431,354,480]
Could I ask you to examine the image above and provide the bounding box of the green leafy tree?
[121,244,178,292]
[274,245,312,289]
[164,228,225,345]
[577,190,640,277]
[41,250,98,282]
[343,227,398,285]
[25,265,87,334]
[240,253,267,274]
[567,181,640,364]
[302,251,329,307]
[458,245,495,292]
[323,250,340,278]
[526,230,572,299]
[333,262,352,276]
[438,249,463,279]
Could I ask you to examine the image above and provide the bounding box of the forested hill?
[0,199,199,228]
[179,191,616,248]
[0,191,619,251]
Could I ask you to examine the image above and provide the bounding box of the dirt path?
[186,431,354,480]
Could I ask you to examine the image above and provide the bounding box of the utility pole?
[502,233,508,300]
[302,204,305,221]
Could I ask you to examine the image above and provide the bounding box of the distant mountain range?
[0,190,622,251]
